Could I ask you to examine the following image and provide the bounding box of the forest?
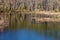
[0,0,60,12]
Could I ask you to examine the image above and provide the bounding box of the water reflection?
[0,29,57,40]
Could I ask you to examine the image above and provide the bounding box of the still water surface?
[0,29,56,40]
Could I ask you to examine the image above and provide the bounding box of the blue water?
[0,29,55,40]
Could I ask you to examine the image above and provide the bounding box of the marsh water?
[0,29,56,40]
[9,20,60,40]
[0,13,60,40]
